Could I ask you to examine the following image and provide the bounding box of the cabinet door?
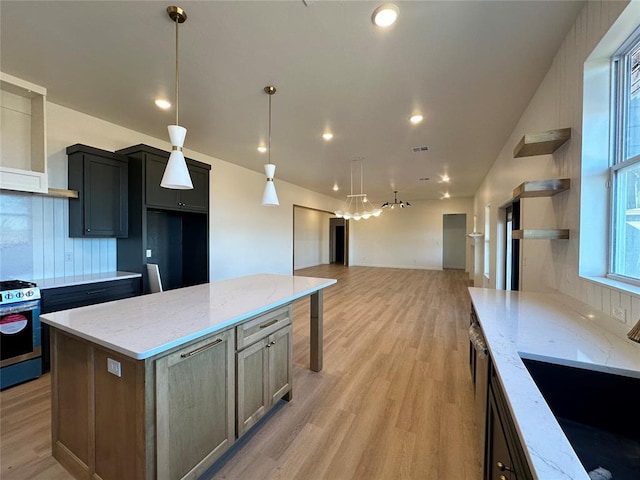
[155,329,235,480]
[84,154,128,237]
[486,390,514,480]
[145,153,180,209]
[179,165,209,212]
[268,325,292,404]
[236,339,268,437]
[68,147,128,238]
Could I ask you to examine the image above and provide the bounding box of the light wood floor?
[0,265,481,480]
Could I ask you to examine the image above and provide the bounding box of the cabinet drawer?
[41,278,142,313]
[236,305,291,350]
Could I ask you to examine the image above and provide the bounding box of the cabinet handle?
[86,289,106,295]
[496,461,513,472]
[86,228,91,232]
[180,338,222,358]
[499,476,507,480]
[259,319,279,329]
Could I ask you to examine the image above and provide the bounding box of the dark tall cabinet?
[115,145,211,293]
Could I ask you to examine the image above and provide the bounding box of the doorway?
[329,217,348,266]
[504,202,520,291]
[443,213,466,270]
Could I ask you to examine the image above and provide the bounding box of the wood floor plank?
[0,266,482,480]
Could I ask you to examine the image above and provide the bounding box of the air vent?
[419,177,430,181]
[411,146,429,153]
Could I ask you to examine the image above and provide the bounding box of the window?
[484,204,490,279]
[611,30,640,283]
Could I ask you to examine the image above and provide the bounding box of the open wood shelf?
[512,229,570,240]
[43,187,78,198]
[512,178,570,200]
[513,128,571,158]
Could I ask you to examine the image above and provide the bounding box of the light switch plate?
[146,249,152,258]
[107,358,122,377]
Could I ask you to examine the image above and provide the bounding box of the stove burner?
[0,280,37,292]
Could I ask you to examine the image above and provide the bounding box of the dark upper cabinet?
[145,152,209,212]
[67,144,128,238]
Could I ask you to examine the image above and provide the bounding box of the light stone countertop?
[468,287,640,480]
[34,271,141,289]
[41,273,336,360]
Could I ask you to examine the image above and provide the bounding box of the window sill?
[581,275,640,297]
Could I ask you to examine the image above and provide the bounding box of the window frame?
[608,28,640,286]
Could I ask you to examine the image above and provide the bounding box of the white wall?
[293,207,330,270]
[349,197,474,271]
[473,0,640,326]
[0,101,342,281]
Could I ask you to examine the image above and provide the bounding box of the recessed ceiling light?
[440,174,450,183]
[257,145,267,153]
[155,98,171,110]
[323,132,334,141]
[443,192,450,199]
[409,114,423,124]
[372,3,399,27]
[333,184,339,191]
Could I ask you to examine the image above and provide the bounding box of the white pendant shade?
[167,125,187,147]
[261,163,279,206]
[161,149,193,189]
[264,163,276,179]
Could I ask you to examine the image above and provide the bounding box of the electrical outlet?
[65,252,72,262]
[612,306,626,322]
[107,358,121,377]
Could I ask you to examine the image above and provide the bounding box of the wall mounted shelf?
[512,229,570,240]
[513,128,571,158]
[512,178,570,200]
[510,178,570,240]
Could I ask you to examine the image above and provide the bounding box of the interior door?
[443,213,466,270]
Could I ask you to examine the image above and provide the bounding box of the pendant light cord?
[175,14,179,126]
[268,93,272,164]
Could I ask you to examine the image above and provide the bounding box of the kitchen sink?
[521,358,640,480]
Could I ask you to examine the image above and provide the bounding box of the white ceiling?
[0,0,585,203]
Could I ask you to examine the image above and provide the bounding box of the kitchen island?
[40,273,336,480]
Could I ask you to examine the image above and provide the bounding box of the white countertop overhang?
[41,274,336,360]
[469,287,640,480]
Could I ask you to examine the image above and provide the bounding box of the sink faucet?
[628,318,640,343]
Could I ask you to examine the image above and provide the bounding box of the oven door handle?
[0,300,40,315]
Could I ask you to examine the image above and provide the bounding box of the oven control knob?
[26,290,34,297]
[5,292,13,299]
[16,292,24,298]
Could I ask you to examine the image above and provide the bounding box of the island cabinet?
[236,306,293,436]
[50,327,235,480]
[155,329,235,480]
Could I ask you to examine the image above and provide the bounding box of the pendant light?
[381,190,411,210]
[262,85,279,206]
[334,159,381,220]
[161,5,193,190]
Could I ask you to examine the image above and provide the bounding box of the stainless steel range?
[0,280,42,389]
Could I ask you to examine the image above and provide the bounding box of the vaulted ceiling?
[0,1,585,202]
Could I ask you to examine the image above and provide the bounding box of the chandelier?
[381,191,411,210]
[334,160,382,220]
